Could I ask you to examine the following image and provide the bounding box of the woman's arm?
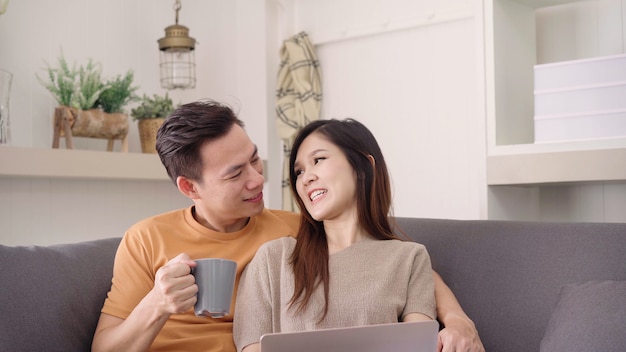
[403,313,433,322]
[233,242,280,352]
[242,343,260,352]
[433,271,485,352]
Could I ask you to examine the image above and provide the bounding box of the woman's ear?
[367,154,375,167]
[177,176,200,199]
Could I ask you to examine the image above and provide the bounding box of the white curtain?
[276,32,322,211]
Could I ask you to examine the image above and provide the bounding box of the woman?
[233,118,435,352]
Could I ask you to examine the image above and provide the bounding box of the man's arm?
[433,271,485,352]
[92,254,197,352]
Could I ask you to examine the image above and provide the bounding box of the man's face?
[187,124,265,232]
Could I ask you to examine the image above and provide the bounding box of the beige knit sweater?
[233,236,436,351]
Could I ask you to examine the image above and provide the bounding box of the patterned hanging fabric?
[276,32,322,211]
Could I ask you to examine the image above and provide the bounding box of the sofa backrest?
[0,237,122,352]
[2,219,625,352]
[394,217,626,352]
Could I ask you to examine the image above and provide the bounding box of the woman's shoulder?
[373,238,428,254]
[248,237,296,273]
[257,236,297,257]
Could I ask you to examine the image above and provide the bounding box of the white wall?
[290,0,487,219]
[0,0,279,245]
[0,178,190,246]
[0,0,492,245]
[0,0,273,153]
[536,0,626,64]
[2,0,623,245]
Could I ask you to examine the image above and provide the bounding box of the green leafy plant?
[36,51,79,107]
[130,93,175,120]
[75,59,105,110]
[96,70,139,113]
[38,50,139,113]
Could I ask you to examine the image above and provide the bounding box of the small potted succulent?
[130,93,175,153]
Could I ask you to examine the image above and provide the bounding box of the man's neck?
[192,206,251,233]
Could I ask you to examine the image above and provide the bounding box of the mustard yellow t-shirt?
[101,206,300,352]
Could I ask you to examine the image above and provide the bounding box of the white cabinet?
[484,0,626,222]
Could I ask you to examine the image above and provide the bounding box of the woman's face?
[293,132,358,222]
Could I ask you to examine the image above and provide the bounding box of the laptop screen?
[259,320,439,352]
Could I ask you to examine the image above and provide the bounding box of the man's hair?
[156,100,245,184]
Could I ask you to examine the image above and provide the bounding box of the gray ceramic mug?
[192,258,237,318]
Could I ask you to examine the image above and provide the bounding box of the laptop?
[259,320,439,352]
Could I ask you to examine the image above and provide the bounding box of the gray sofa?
[1,218,625,352]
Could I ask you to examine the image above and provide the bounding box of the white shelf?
[512,0,587,7]
[0,146,170,181]
[485,0,626,186]
[487,144,626,185]
[483,0,626,223]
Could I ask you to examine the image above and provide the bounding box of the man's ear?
[177,176,200,199]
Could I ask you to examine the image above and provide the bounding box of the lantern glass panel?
[159,49,196,89]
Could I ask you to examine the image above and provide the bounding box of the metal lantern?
[158,0,196,90]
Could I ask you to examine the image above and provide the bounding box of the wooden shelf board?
[487,146,626,185]
[0,146,170,181]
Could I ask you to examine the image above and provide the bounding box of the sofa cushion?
[394,217,626,352]
[0,237,121,352]
[539,280,626,352]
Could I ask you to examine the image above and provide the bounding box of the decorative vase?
[52,106,129,152]
[138,118,165,154]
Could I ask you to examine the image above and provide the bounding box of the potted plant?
[37,51,139,152]
[36,51,80,108]
[97,71,139,114]
[130,93,175,153]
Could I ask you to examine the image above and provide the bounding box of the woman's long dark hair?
[287,118,399,321]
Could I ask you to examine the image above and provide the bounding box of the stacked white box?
[534,53,626,143]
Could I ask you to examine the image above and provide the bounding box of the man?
[92,100,484,352]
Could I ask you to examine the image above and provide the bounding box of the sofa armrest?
[0,237,121,352]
